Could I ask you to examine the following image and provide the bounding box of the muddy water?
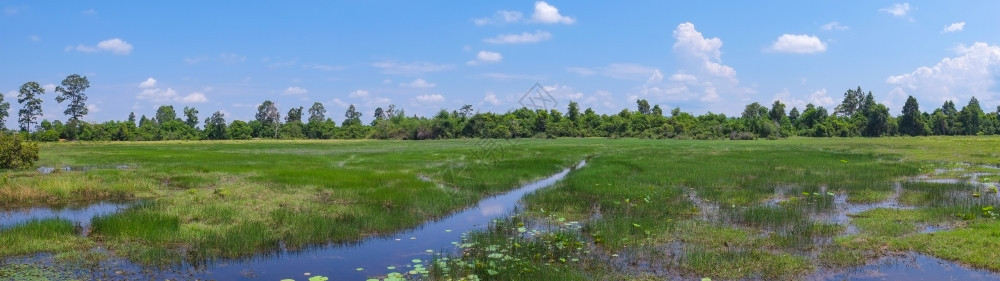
[179,160,587,280]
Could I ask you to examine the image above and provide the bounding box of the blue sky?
[2,1,999,127]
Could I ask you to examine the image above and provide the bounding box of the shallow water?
[176,160,587,280]
[821,253,1000,281]
[0,201,133,232]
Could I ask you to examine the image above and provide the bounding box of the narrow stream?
[184,160,586,280]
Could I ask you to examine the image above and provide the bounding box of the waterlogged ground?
[1,137,1000,280]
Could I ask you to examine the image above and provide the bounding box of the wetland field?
[2,137,1000,280]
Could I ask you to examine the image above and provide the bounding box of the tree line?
[4,76,1000,141]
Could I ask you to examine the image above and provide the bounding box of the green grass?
[2,136,1000,279]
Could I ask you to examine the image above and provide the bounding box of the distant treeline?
[5,75,1000,141]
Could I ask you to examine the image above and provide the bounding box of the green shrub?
[0,134,39,169]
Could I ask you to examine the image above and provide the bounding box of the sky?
[2,1,1000,128]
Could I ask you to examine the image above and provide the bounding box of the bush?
[0,134,40,169]
[729,131,755,140]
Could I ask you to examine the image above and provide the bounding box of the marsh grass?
[4,137,1000,279]
[0,218,90,256]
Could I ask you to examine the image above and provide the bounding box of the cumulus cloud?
[137,88,179,103]
[139,77,157,88]
[42,84,56,92]
[820,21,849,31]
[482,92,501,105]
[484,31,552,44]
[373,61,455,75]
[69,38,133,55]
[942,22,965,33]
[282,86,308,95]
[772,88,836,110]
[468,50,503,65]
[881,3,912,19]
[768,34,827,54]
[416,94,445,102]
[886,42,1000,109]
[632,22,755,114]
[401,78,436,88]
[181,92,207,103]
[530,1,574,24]
[473,10,523,25]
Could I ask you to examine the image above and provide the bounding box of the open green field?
[2,137,1000,280]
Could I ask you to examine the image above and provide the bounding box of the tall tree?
[204,111,227,140]
[899,96,926,136]
[127,112,137,126]
[835,86,866,117]
[651,105,663,117]
[183,106,199,128]
[0,94,9,131]
[958,96,984,135]
[255,100,280,124]
[769,100,786,123]
[567,101,580,123]
[256,100,280,138]
[636,99,651,115]
[17,81,45,132]
[862,103,890,137]
[54,74,90,121]
[155,105,177,124]
[285,106,303,123]
[459,104,474,119]
[343,104,362,126]
[307,102,326,123]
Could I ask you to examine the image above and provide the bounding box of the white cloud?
[673,22,736,79]
[669,72,696,83]
[87,104,100,113]
[138,88,179,103]
[219,52,246,63]
[484,31,552,44]
[181,92,207,103]
[886,42,1000,109]
[820,21,849,31]
[416,94,445,103]
[4,7,21,15]
[282,86,308,95]
[768,34,827,54]
[530,1,575,24]
[772,88,835,110]
[331,98,348,108]
[475,73,546,81]
[632,22,754,114]
[570,64,659,80]
[29,35,40,42]
[483,92,500,105]
[468,50,503,65]
[566,67,597,76]
[42,84,56,92]
[372,61,455,75]
[139,77,157,88]
[942,22,965,33]
[95,38,133,55]
[881,3,912,18]
[401,78,436,88]
[303,63,344,71]
[82,9,96,16]
[349,90,370,98]
[477,50,502,62]
[474,10,523,25]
